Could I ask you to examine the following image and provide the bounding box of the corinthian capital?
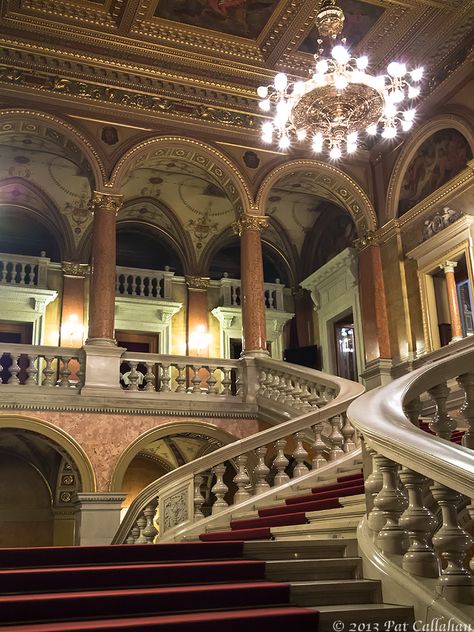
[88,191,123,215]
[232,214,269,236]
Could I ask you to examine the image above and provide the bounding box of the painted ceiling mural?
[154,0,279,39]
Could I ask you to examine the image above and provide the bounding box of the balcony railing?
[219,275,285,310]
[115,266,175,300]
[0,252,50,288]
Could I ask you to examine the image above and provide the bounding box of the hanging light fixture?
[257,0,424,158]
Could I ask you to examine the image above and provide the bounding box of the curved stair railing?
[113,356,365,544]
[348,346,474,613]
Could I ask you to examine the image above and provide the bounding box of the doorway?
[333,315,357,381]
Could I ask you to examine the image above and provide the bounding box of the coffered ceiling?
[0,0,472,141]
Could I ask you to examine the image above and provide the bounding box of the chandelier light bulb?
[387,62,406,77]
[389,89,405,104]
[279,135,290,150]
[329,146,342,160]
[274,72,288,91]
[366,124,378,135]
[334,75,348,90]
[316,59,329,74]
[347,143,357,154]
[296,129,307,140]
[312,133,323,152]
[262,134,273,144]
[382,126,397,139]
[356,56,369,70]
[383,102,397,118]
[403,109,416,121]
[401,120,413,131]
[259,99,271,112]
[257,86,268,98]
[293,81,306,96]
[374,75,386,90]
[332,45,350,64]
[262,122,273,135]
[408,85,420,99]
[410,67,424,82]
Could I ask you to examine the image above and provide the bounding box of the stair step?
[243,539,358,560]
[265,558,361,581]
[0,606,320,631]
[290,579,382,606]
[316,603,415,631]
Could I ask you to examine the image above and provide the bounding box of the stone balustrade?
[219,275,285,310]
[115,266,175,300]
[0,252,50,288]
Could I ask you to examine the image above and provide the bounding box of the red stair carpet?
[200,471,364,542]
[0,540,319,631]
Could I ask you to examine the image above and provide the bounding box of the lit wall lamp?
[189,324,211,356]
[61,313,84,347]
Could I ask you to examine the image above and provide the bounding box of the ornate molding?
[185,275,210,291]
[232,214,269,236]
[422,207,463,242]
[354,231,378,252]
[62,261,89,277]
[88,191,123,216]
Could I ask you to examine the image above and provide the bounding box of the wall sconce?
[189,324,211,355]
[61,313,84,347]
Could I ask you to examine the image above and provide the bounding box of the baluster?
[233,455,252,503]
[175,364,186,392]
[341,413,356,452]
[292,432,309,478]
[234,367,242,397]
[25,354,38,385]
[259,370,271,398]
[221,367,232,396]
[143,362,155,391]
[160,363,171,392]
[0,260,6,282]
[193,474,205,520]
[328,415,344,461]
[58,356,72,388]
[42,355,56,387]
[126,526,139,545]
[7,353,21,385]
[206,366,217,395]
[311,423,328,469]
[254,446,270,494]
[366,448,385,533]
[373,455,409,555]
[273,439,290,486]
[130,275,137,295]
[404,396,422,427]
[134,514,148,544]
[143,504,158,543]
[457,373,474,449]
[428,382,456,440]
[191,365,201,393]
[76,359,85,390]
[298,380,312,410]
[430,483,474,603]
[127,361,140,391]
[399,467,438,577]
[211,463,228,514]
[18,262,26,285]
[306,384,321,408]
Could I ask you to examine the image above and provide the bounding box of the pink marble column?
[186,276,210,356]
[87,191,122,345]
[440,261,463,342]
[234,214,269,355]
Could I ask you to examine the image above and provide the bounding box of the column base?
[449,336,464,344]
[240,349,270,358]
[74,492,127,546]
[85,337,117,346]
[360,358,393,391]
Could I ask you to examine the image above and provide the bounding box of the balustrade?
[115,266,174,300]
[0,252,50,288]
[219,275,285,310]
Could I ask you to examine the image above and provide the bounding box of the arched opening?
[209,240,290,285]
[116,225,184,275]
[0,205,62,262]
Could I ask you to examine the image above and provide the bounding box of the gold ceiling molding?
[20,0,121,28]
[0,108,106,187]
[89,191,123,216]
[232,214,269,236]
[109,137,253,210]
[386,113,474,220]
[255,160,377,234]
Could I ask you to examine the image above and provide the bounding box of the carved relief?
[163,490,189,532]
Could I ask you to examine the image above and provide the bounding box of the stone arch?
[386,112,474,220]
[0,109,106,190]
[255,160,377,235]
[0,414,96,492]
[109,421,238,492]
[108,136,253,215]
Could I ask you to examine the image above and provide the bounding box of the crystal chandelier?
[257,0,424,159]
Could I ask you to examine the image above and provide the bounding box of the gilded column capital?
[354,230,378,252]
[232,214,269,237]
[88,191,123,215]
[440,260,458,275]
[185,275,210,290]
[62,261,89,277]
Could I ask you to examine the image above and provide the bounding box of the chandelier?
[257,0,424,159]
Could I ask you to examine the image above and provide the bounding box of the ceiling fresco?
[154,0,279,39]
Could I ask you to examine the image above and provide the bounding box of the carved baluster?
[373,456,409,555]
[276,373,288,403]
[18,263,26,285]
[306,384,320,408]
[273,439,290,486]
[7,353,20,385]
[457,373,474,449]
[298,380,312,410]
[292,432,309,478]
[0,260,6,282]
[220,367,232,396]
[134,514,148,544]
[127,361,140,391]
[430,483,474,603]
[126,526,139,545]
[193,474,205,520]
[25,354,38,385]
[76,357,85,389]
[144,362,155,391]
[191,365,201,393]
[311,423,328,469]
[206,366,217,395]
[233,455,252,503]
[341,413,356,452]
[175,364,186,392]
[143,504,158,543]
[58,356,72,388]
[211,464,228,513]
[366,448,385,533]
[283,376,296,405]
[399,467,439,577]
[259,369,271,398]
[160,363,171,392]
[404,396,422,427]
[328,415,344,461]
[130,275,137,295]
[428,382,456,440]
[254,446,270,494]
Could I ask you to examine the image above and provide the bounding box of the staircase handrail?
[113,356,365,543]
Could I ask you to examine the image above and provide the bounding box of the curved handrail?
[113,356,364,543]
[348,346,474,497]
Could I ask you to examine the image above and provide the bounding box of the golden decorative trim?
[88,191,123,215]
[62,262,89,277]
[185,275,210,290]
[354,231,378,252]
[232,215,269,236]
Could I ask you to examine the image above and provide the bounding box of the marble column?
[60,262,88,348]
[87,191,122,345]
[186,275,210,356]
[234,214,269,355]
[440,261,463,343]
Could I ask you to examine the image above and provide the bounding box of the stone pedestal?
[74,493,127,546]
[80,343,126,396]
[360,357,393,390]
